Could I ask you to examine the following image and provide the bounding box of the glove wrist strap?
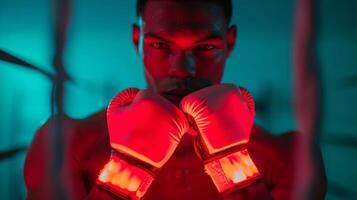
[97,153,154,200]
[204,147,261,194]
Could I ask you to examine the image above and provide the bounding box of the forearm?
[222,179,272,200]
[85,185,123,200]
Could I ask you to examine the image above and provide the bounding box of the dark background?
[0,0,356,199]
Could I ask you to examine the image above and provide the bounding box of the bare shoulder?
[249,125,323,166]
[248,125,326,199]
[249,125,299,160]
[28,109,108,153]
[68,109,109,151]
[24,110,110,190]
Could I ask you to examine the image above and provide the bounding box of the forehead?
[141,0,227,37]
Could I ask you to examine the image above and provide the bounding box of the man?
[24,0,326,199]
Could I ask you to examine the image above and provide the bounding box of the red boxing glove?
[180,84,261,194]
[97,88,189,199]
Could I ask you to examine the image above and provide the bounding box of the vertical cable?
[292,0,322,199]
[50,0,71,199]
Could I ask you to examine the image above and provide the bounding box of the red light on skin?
[132,1,237,106]
[204,148,260,193]
[97,155,154,199]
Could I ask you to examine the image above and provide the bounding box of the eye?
[196,44,215,51]
[150,42,169,49]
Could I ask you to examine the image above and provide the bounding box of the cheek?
[195,50,226,81]
[143,47,170,80]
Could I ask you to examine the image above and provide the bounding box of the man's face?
[132,0,236,104]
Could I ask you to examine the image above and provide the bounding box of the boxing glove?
[180,84,261,194]
[97,88,189,199]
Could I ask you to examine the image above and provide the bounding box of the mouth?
[159,78,212,104]
[162,78,211,93]
[164,87,191,96]
[162,88,190,104]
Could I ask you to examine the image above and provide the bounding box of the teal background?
[0,0,356,199]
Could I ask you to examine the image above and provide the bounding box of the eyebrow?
[196,34,224,43]
[144,33,172,43]
[144,32,224,44]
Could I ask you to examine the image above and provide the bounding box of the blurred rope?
[0,49,56,81]
[0,147,27,160]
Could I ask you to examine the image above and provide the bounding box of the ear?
[226,25,237,57]
[132,24,141,54]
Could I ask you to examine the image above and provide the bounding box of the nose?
[168,50,196,79]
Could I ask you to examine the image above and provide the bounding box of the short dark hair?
[136,0,232,24]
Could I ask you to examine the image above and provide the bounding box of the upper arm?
[24,121,52,199]
[270,132,326,200]
[24,117,87,200]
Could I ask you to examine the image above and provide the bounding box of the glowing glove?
[97,88,189,199]
[180,84,261,194]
